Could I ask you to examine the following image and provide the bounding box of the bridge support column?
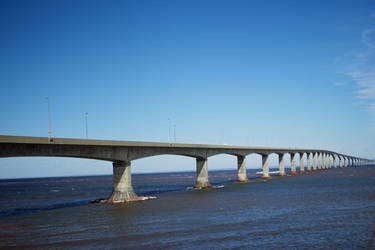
[300,153,305,173]
[313,153,317,171]
[262,154,270,179]
[339,157,343,168]
[329,155,332,168]
[330,156,333,168]
[307,153,311,172]
[290,153,297,175]
[237,155,248,182]
[318,153,322,169]
[278,153,285,176]
[319,153,323,169]
[108,161,138,202]
[333,156,337,168]
[194,158,211,188]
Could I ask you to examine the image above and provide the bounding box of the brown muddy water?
[1,167,374,249]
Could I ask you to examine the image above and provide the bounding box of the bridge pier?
[299,153,305,173]
[307,153,311,172]
[290,153,297,175]
[194,157,211,188]
[329,155,332,168]
[339,157,342,168]
[108,161,138,202]
[278,153,285,176]
[318,153,322,169]
[262,154,270,179]
[330,155,333,168]
[313,153,317,171]
[333,156,337,168]
[237,155,248,182]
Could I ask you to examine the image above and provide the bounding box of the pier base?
[237,155,248,182]
[194,158,211,188]
[262,155,271,179]
[290,153,297,175]
[108,161,138,203]
[278,154,286,176]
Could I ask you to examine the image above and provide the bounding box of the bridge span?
[0,135,373,202]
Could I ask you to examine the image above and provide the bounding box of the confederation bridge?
[0,135,373,202]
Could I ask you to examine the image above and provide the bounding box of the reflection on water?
[0,167,374,248]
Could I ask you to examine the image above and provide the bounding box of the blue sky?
[1,0,375,178]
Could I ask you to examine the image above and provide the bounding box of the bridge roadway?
[0,135,373,202]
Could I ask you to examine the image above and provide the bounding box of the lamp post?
[168,118,171,144]
[85,112,88,139]
[173,124,176,143]
[46,97,52,141]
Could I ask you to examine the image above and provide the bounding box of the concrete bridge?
[0,135,373,202]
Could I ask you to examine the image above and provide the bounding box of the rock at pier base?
[237,178,248,182]
[278,173,286,176]
[300,170,305,174]
[307,170,312,172]
[290,171,297,175]
[261,176,271,180]
[194,183,212,189]
[108,190,138,202]
[94,196,157,204]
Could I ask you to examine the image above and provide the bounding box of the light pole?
[85,112,88,139]
[173,124,176,143]
[168,118,171,144]
[46,97,52,141]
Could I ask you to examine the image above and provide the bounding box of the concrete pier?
[328,155,331,169]
[339,157,343,168]
[194,157,211,188]
[262,154,270,179]
[290,153,297,175]
[108,161,138,202]
[237,155,248,182]
[329,155,331,168]
[300,153,305,173]
[333,156,337,168]
[278,153,285,176]
[330,155,333,168]
[318,153,322,169]
[307,153,311,172]
[319,153,323,169]
[313,153,317,171]
[324,154,327,169]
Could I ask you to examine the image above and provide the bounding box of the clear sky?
[1,0,375,178]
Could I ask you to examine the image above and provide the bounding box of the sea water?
[1,167,374,249]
